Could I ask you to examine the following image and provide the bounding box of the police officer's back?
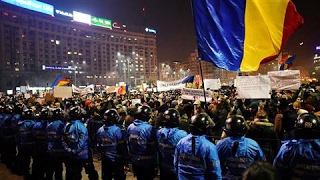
[216,115,265,179]
[174,113,222,180]
[127,105,158,180]
[273,113,320,179]
[96,108,128,180]
[157,108,188,180]
[63,106,90,180]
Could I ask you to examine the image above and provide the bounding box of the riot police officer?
[273,113,320,179]
[96,108,129,180]
[157,108,188,180]
[127,105,158,180]
[174,113,222,180]
[1,104,17,170]
[16,108,37,179]
[63,106,97,180]
[32,107,50,179]
[46,108,66,180]
[216,115,265,179]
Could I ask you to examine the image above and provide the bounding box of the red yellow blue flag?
[51,76,70,88]
[279,54,296,70]
[117,85,129,95]
[192,0,304,72]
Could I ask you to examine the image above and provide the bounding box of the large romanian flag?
[192,0,304,72]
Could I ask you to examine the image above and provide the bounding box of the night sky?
[41,0,320,74]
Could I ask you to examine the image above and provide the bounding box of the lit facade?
[188,49,237,85]
[0,1,157,91]
[311,45,320,79]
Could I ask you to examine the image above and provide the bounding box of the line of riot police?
[0,101,99,180]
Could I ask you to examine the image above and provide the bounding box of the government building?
[0,0,157,92]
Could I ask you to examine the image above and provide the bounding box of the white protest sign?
[203,78,221,90]
[268,70,300,90]
[236,75,271,99]
[181,88,212,102]
[80,84,95,95]
[72,84,95,95]
[157,78,185,91]
[131,99,141,105]
[54,86,73,98]
[72,84,81,93]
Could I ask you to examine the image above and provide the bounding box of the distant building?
[188,49,237,85]
[0,1,157,91]
[311,45,320,79]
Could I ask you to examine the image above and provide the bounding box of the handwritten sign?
[181,88,212,102]
[203,78,221,90]
[236,75,270,99]
[268,70,300,90]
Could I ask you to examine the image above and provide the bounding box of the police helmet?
[52,108,64,120]
[294,113,320,139]
[136,105,152,121]
[39,107,51,120]
[161,108,180,127]
[223,115,248,136]
[22,108,35,120]
[189,113,211,135]
[69,106,81,120]
[103,109,119,124]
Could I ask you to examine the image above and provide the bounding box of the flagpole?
[189,0,208,109]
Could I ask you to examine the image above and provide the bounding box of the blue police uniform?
[174,134,222,180]
[127,119,158,180]
[63,120,89,159]
[216,136,265,179]
[47,120,66,157]
[97,124,128,180]
[273,139,320,180]
[157,127,187,179]
[46,119,66,180]
[32,119,49,179]
[63,119,89,180]
[16,119,36,177]
[1,113,17,168]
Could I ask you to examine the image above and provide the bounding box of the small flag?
[280,54,296,65]
[51,76,70,88]
[182,75,195,84]
[117,85,129,95]
[279,63,293,70]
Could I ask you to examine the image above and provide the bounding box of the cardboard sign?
[53,86,72,98]
[106,86,116,93]
[236,75,271,99]
[268,70,300,90]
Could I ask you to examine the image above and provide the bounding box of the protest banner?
[157,78,186,92]
[268,70,300,90]
[181,88,212,102]
[236,75,271,99]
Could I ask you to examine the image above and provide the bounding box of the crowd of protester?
[0,83,320,180]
